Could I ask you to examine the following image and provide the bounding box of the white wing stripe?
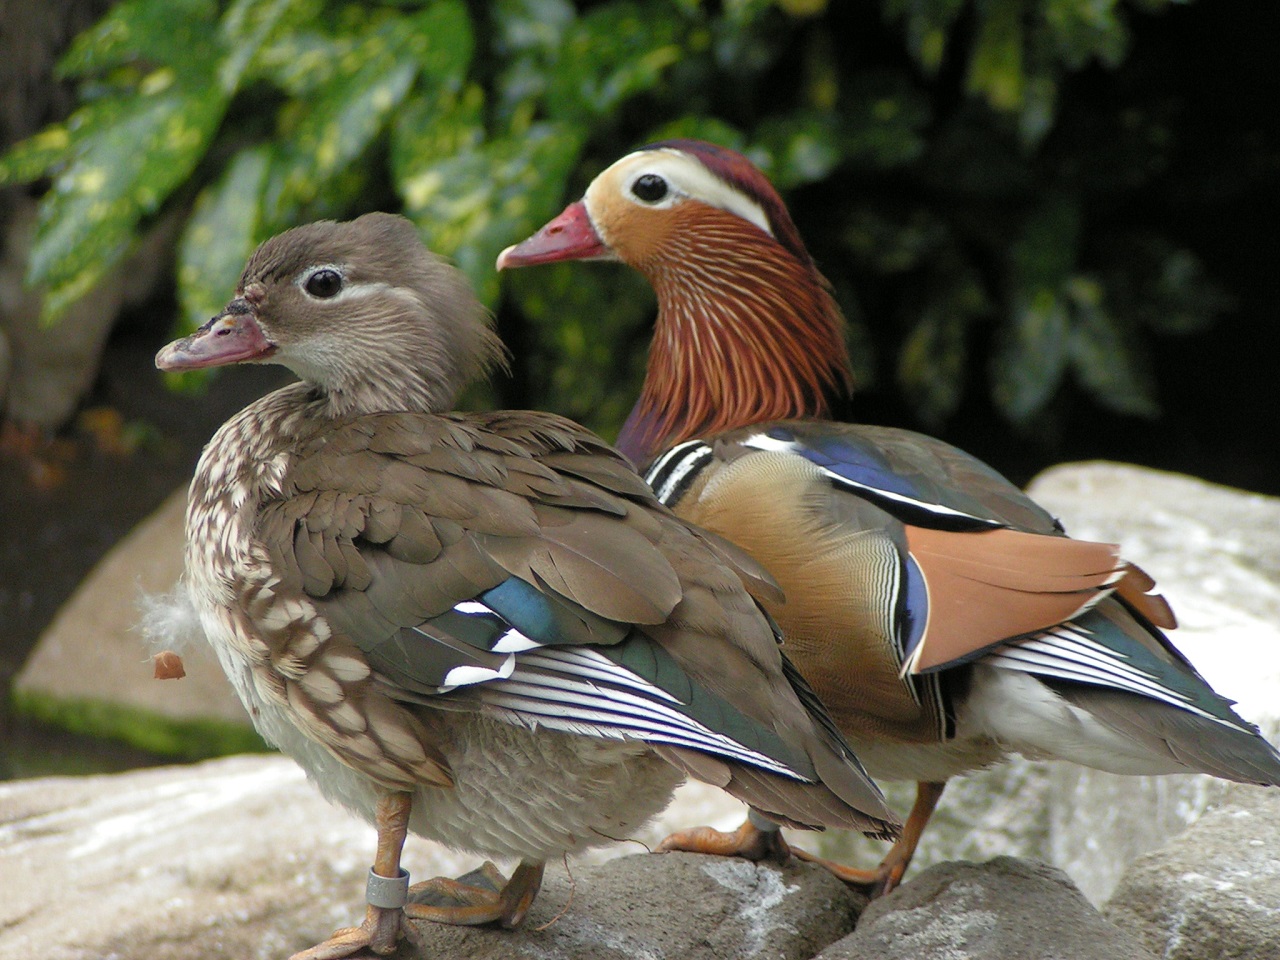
[482,681,802,778]
[737,433,1001,525]
[518,647,683,703]
[984,625,1225,724]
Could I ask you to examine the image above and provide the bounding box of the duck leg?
[405,859,546,928]
[791,780,946,896]
[657,781,946,898]
[655,808,792,862]
[291,789,418,960]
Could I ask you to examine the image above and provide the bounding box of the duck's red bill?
[496,202,612,269]
[155,312,276,371]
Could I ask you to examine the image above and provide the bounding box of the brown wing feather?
[903,525,1125,672]
[1113,562,1178,629]
[258,406,894,833]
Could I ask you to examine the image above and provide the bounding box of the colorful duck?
[498,139,1280,894]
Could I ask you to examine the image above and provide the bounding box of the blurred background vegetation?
[0,0,1277,770]
[4,0,1276,481]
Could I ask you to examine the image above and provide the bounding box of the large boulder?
[12,487,253,737]
[415,852,862,960]
[819,857,1157,960]
[4,753,1277,960]
[1103,782,1280,960]
[0,755,853,960]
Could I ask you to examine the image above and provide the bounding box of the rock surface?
[1104,782,1280,960]
[413,852,862,960]
[821,857,1157,960]
[0,755,853,960]
[5,750,1279,959]
[13,487,251,729]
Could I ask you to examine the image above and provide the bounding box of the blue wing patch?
[744,427,1004,531]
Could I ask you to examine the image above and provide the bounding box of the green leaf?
[991,287,1070,423]
[1067,276,1159,417]
[899,308,969,425]
[265,16,437,219]
[1042,0,1128,70]
[841,204,948,274]
[839,71,930,170]
[254,27,350,95]
[177,146,272,334]
[755,112,844,188]
[1010,192,1080,296]
[543,3,682,123]
[0,125,79,186]
[409,0,476,84]
[400,122,586,305]
[219,0,305,92]
[1102,236,1232,337]
[494,0,576,56]
[885,0,967,75]
[29,82,228,323]
[642,116,748,152]
[505,261,655,438]
[897,265,988,424]
[391,85,486,189]
[990,193,1081,421]
[968,0,1026,112]
[58,0,221,80]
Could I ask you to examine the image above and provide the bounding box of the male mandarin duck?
[155,212,900,959]
[497,139,1280,894]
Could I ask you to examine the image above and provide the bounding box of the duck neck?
[618,226,852,468]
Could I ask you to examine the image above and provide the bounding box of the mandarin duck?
[155,212,898,960]
[498,140,1280,894]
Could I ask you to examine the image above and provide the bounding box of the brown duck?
[155,212,898,959]
[499,139,1280,894]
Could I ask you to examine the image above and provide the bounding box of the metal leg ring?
[366,866,410,909]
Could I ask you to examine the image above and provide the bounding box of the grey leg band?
[366,867,410,909]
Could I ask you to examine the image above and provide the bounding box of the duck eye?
[631,174,669,203]
[304,269,343,299]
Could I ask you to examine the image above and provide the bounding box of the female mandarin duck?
[498,139,1280,894]
[155,212,899,959]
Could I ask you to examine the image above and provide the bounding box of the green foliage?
[0,0,1228,439]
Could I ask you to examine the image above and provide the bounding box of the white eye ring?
[301,265,345,299]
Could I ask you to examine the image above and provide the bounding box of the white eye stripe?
[297,265,404,304]
[591,148,774,238]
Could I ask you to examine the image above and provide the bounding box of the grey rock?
[17,461,1280,942]
[0,754,791,960]
[411,852,862,960]
[1029,463,1280,903]
[821,857,1157,960]
[1103,784,1280,960]
[13,487,252,729]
